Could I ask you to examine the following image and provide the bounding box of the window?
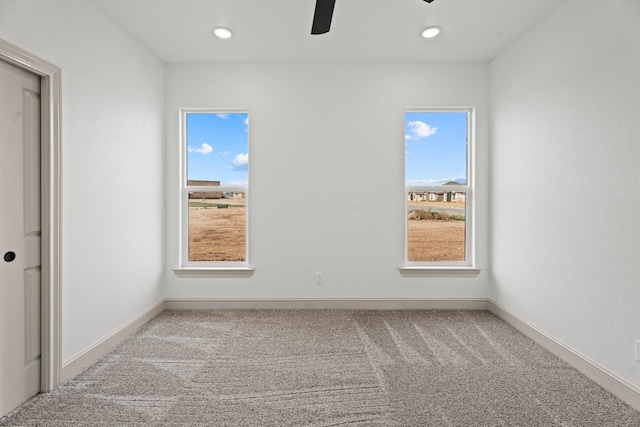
[180,110,249,267]
[405,109,473,266]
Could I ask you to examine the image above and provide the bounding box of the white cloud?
[405,134,412,140]
[216,113,229,119]
[190,143,213,155]
[220,151,229,156]
[200,144,214,154]
[232,153,248,170]
[407,121,437,139]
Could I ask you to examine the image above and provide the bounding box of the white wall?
[490,0,640,389]
[2,0,637,398]
[165,63,490,299]
[0,0,165,362]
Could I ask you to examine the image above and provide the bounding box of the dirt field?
[188,207,246,262]
[409,200,465,210]
[188,204,464,262]
[407,220,465,261]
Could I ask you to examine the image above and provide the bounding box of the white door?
[0,59,41,417]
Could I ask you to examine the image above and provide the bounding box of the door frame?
[0,38,62,392]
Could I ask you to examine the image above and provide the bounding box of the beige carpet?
[2,310,640,426]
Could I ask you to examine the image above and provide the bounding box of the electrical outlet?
[636,340,640,363]
[315,272,324,285]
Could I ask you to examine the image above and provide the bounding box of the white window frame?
[403,107,476,272]
[177,108,250,271]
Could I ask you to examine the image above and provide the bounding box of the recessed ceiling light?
[213,27,233,39]
[421,26,442,39]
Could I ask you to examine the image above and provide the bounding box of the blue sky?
[186,112,248,186]
[405,111,468,186]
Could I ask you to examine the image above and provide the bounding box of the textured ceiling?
[90,0,567,63]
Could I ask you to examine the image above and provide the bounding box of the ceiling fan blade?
[311,0,336,35]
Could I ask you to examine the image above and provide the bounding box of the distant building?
[407,181,465,203]
[187,180,223,199]
[187,180,220,187]
[408,191,427,202]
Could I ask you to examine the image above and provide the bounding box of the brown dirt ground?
[189,207,246,262]
[188,206,465,262]
[408,220,465,261]
[409,200,465,210]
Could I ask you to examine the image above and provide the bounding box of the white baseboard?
[61,300,166,382]
[488,300,640,412]
[164,298,489,310]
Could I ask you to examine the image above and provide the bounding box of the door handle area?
[4,251,16,262]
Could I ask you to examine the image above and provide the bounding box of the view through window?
[183,111,249,264]
[405,110,471,264]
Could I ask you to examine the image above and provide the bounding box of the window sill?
[399,266,481,277]
[173,267,255,278]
